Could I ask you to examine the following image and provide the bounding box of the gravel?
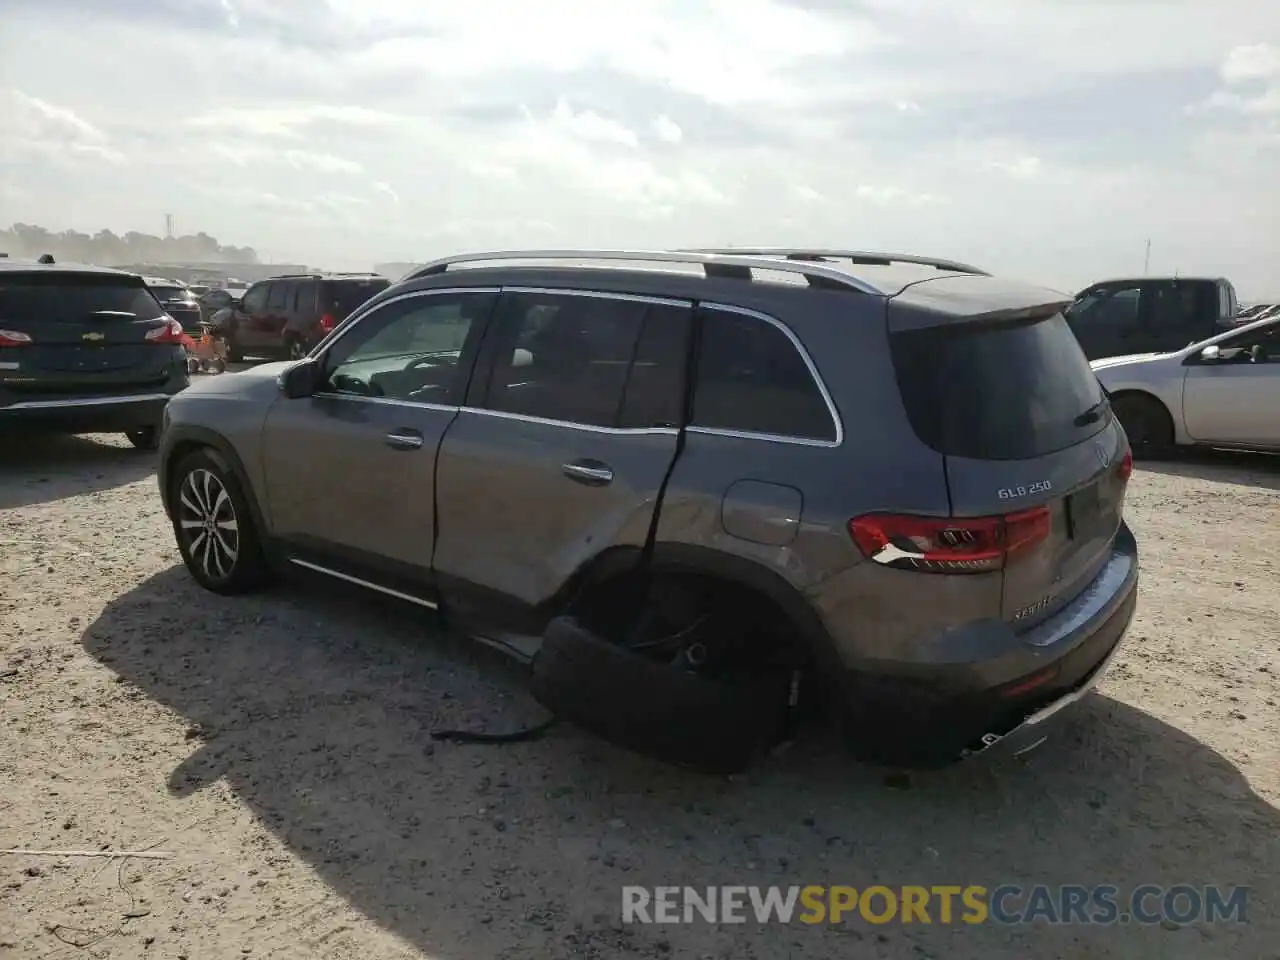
[1,434,1277,958]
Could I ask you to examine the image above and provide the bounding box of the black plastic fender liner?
[530,615,792,775]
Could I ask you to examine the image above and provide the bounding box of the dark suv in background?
[212,272,391,362]
[158,248,1138,772]
[0,256,189,449]
[1065,276,1238,359]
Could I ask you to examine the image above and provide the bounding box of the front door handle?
[562,460,613,485]
[385,429,424,450]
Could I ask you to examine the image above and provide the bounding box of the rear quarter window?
[327,279,392,318]
[691,308,838,443]
[890,313,1107,461]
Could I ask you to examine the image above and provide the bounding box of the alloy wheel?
[177,468,240,581]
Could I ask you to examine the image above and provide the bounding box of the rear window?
[0,273,167,324]
[890,313,1107,461]
[149,286,191,302]
[325,279,391,318]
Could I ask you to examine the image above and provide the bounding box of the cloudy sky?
[1,0,1277,296]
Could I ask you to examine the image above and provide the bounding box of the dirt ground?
[1,433,1277,960]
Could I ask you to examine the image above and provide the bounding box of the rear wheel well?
[568,564,823,716]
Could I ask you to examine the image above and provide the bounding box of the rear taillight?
[1116,448,1133,484]
[145,317,186,344]
[320,313,336,333]
[0,329,33,347]
[849,506,1052,574]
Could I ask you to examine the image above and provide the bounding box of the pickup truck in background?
[1064,276,1240,360]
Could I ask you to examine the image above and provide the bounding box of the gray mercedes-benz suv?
[157,248,1138,772]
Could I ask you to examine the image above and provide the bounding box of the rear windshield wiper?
[85,310,138,320]
[1074,398,1110,426]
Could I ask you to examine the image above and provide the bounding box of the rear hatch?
[885,283,1132,631]
[0,271,180,393]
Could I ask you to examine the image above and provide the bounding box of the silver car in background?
[1093,313,1280,456]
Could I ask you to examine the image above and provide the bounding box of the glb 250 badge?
[998,480,1052,500]
[1014,594,1056,620]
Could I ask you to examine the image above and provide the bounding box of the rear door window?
[480,291,649,428]
[890,313,1107,460]
[267,282,290,311]
[691,307,838,443]
[292,280,316,313]
[1142,280,1213,348]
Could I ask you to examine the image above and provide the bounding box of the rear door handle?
[562,460,613,485]
[385,429,424,450]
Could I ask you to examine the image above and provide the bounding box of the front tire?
[170,448,268,594]
[125,426,160,451]
[286,336,306,361]
[1112,394,1174,459]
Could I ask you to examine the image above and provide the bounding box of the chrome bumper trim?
[962,639,1124,758]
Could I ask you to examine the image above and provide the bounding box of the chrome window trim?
[458,406,678,437]
[692,302,844,448]
[309,392,459,413]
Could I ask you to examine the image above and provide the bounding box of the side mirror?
[1199,345,1221,362]
[278,357,321,398]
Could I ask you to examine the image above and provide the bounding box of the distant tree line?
[0,223,259,266]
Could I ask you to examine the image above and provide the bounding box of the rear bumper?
[834,524,1139,767]
[0,392,175,433]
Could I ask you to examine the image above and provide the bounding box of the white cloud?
[990,156,1043,180]
[1221,43,1280,84]
[854,184,943,207]
[651,115,683,144]
[0,89,124,164]
[185,105,400,139]
[207,141,364,174]
[542,101,639,148]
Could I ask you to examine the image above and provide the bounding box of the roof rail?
[677,248,991,277]
[405,249,881,294]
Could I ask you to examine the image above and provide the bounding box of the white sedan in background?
[1092,313,1279,457]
